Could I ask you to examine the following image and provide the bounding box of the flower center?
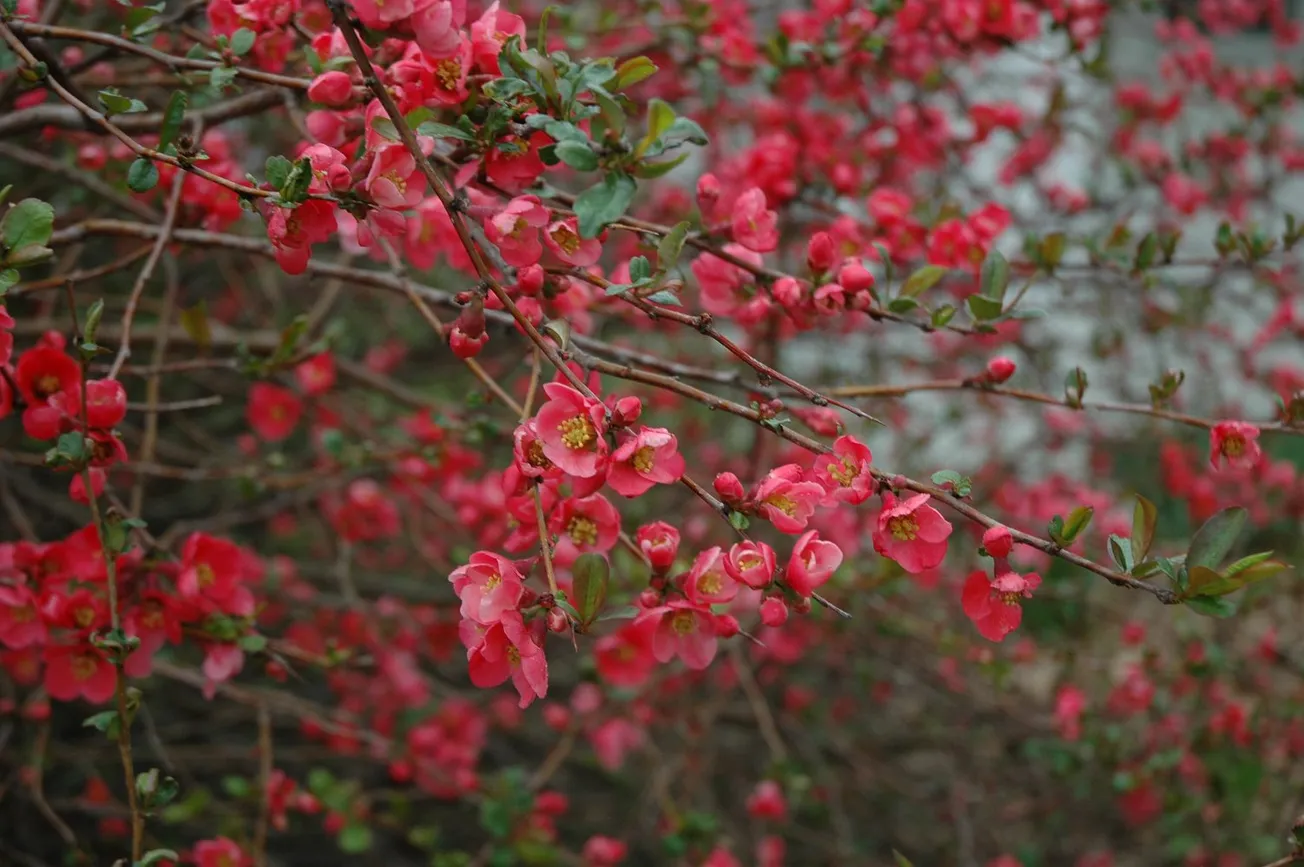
[35,374,62,399]
[506,645,521,666]
[551,225,581,254]
[435,58,462,90]
[617,645,635,661]
[567,517,598,547]
[698,571,723,596]
[764,494,797,516]
[384,170,407,194]
[72,653,99,681]
[11,604,34,623]
[631,446,655,473]
[74,606,96,628]
[508,216,528,239]
[526,440,553,469]
[196,562,216,588]
[671,611,696,635]
[888,515,919,541]
[557,415,596,450]
[484,572,502,592]
[1222,435,1244,457]
[828,457,858,487]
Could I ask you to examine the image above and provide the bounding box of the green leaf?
[415,120,476,142]
[1040,232,1066,269]
[0,268,17,296]
[886,297,918,314]
[1131,495,1158,565]
[536,5,556,53]
[979,249,1010,302]
[1221,550,1275,579]
[137,849,180,867]
[83,710,120,738]
[900,264,946,298]
[338,823,373,854]
[632,152,690,178]
[657,221,691,270]
[644,289,681,306]
[1186,506,1247,570]
[158,91,188,150]
[570,553,609,628]
[1184,594,1237,618]
[966,293,1004,321]
[279,157,313,205]
[1062,505,1094,543]
[660,116,708,147]
[574,173,635,238]
[230,28,255,56]
[615,55,658,89]
[931,304,956,327]
[554,139,599,171]
[636,97,676,158]
[1133,232,1159,271]
[371,116,400,141]
[3,198,55,252]
[264,155,293,189]
[628,255,651,283]
[1108,534,1134,573]
[209,66,237,91]
[893,851,916,867]
[98,89,148,115]
[127,158,159,193]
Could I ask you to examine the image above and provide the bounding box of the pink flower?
[961,569,1040,642]
[410,0,467,58]
[731,187,778,252]
[636,521,680,571]
[353,0,414,27]
[1209,421,1262,471]
[724,540,777,589]
[683,547,739,606]
[550,494,620,567]
[0,585,46,649]
[424,33,472,105]
[246,382,303,443]
[640,600,718,670]
[872,492,952,573]
[366,143,426,210]
[202,643,245,692]
[469,1,526,73]
[194,837,248,867]
[535,383,609,478]
[983,525,1014,559]
[753,464,825,534]
[607,427,685,497]
[450,551,525,625]
[512,419,561,480]
[485,196,549,267]
[809,435,873,505]
[595,619,657,688]
[307,70,354,107]
[465,611,548,708]
[690,244,765,317]
[785,530,842,597]
[544,217,603,267]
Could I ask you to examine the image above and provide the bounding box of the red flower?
[544,217,603,268]
[724,540,777,590]
[594,619,657,689]
[535,383,608,478]
[1209,420,1262,471]
[635,522,680,572]
[683,546,739,606]
[549,494,620,567]
[746,780,788,821]
[0,585,46,649]
[872,492,952,573]
[731,187,778,253]
[294,353,336,396]
[785,530,842,597]
[449,551,525,626]
[366,142,427,210]
[640,599,718,670]
[469,1,526,73]
[14,346,80,406]
[810,435,873,505]
[607,427,685,497]
[44,642,116,704]
[178,533,248,610]
[961,569,1040,642]
[464,611,548,708]
[246,382,303,442]
[753,464,825,534]
[485,195,549,267]
[193,837,247,867]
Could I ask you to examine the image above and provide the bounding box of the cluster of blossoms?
[0,531,257,705]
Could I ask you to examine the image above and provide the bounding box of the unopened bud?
[714,472,745,506]
[985,356,1016,383]
[806,231,836,274]
[759,596,789,627]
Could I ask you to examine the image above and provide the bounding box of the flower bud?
[982,525,1014,559]
[837,259,876,294]
[516,263,545,295]
[609,395,642,427]
[713,472,745,506]
[449,327,488,359]
[696,173,722,217]
[759,596,789,627]
[985,356,1016,383]
[546,607,569,633]
[714,614,741,638]
[772,276,805,309]
[806,231,837,274]
[307,71,355,107]
[637,588,662,609]
[636,521,680,571]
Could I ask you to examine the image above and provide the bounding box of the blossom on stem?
[607,427,685,497]
[872,492,953,573]
[1209,421,1262,471]
[961,569,1040,642]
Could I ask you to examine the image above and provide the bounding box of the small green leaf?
[264,155,293,188]
[230,28,255,56]
[98,89,147,115]
[979,250,1010,302]
[1108,534,1133,573]
[209,66,237,91]
[966,294,1004,321]
[338,823,373,854]
[1186,506,1247,570]
[886,297,918,314]
[632,152,690,179]
[415,120,476,142]
[1131,495,1158,565]
[158,91,188,150]
[574,173,635,238]
[571,553,609,628]
[137,849,180,867]
[1133,232,1159,271]
[127,158,159,192]
[636,97,675,158]
[657,221,691,270]
[554,139,599,171]
[1061,506,1094,544]
[2,198,55,252]
[728,510,750,531]
[1183,594,1237,618]
[644,289,681,306]
[615,55,658,89]
[931,304,956,327]
[900,264,947,298]
[0,268,18,296]
[628,255,651,283]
